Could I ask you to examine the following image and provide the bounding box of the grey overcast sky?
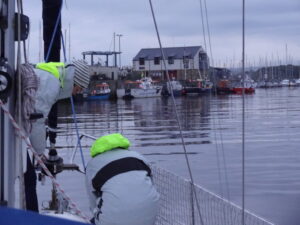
[24,0,300,67]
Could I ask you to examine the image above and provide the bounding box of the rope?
[242,0,246,224]
[198,0,232,217]
[199,0,232,223]
[18,64,38,134]
[61,31,86,168]
[197,0,207,51]
[70,96,86,168]
[148,1,204,224]
[61,31,67,62]
[0,99,90,223]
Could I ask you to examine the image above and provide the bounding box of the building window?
[154,57,160,65]
[139,58,145,65]
[199,52,207,60]
[168,57,174,64]
[183,57,189,69]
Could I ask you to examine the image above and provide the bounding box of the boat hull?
[117,88,162,98]
[216,87,234,94]
[232,87,255,94]
[182,87,212,95]
[161,89,182,97]
[86,93,110,100]
[72,93,84,102]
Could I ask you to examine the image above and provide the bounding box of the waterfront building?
[132,46,209,80]
[82,51,121,80]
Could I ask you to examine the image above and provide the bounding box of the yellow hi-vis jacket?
[36,62,65,87]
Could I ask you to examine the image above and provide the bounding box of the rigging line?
[207,89,231,224]
[148,1,204,224]
[203,0,231,204]
[64,0,68,10]
[61,32,86,168]
[198,0,224,200]
[198,2,232,222]
[242,0,246,224]
[199,0,232,221]
[108,34,114,52]
[203,0,213,67]
[45,1,63,62]
[197,0,207,51]
[70,96,86,168]
[61,31,67,62]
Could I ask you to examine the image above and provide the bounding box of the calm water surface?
[38,87,300,225]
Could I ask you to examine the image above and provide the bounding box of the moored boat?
[117,77,162,99]
[288,80,296,87]
[280,79,289,87]
[232,87,255,94]
[295,79,300,86]
[161,79,183,97]
[257,80,266,88]
[216,79,234,94]
[232,79,255,94]
[85,83,111,100]
[182,79,212,96]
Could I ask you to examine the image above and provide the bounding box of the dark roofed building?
[133,46,209,80]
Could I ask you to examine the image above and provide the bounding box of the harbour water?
[39,87,300,225]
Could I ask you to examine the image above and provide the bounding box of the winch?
[37,148,82,213]
[0,58,12,103]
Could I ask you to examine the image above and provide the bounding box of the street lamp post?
[113,32,116,67]
[116,34,123,68]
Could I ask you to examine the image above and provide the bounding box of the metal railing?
[151,165,274,225]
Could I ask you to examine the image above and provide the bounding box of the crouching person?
[85,133,160,225]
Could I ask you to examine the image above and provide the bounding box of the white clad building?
[132,46,209,80]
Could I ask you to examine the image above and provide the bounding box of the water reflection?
[58,96,213,147]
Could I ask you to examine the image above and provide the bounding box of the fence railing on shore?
[151,165,274,225]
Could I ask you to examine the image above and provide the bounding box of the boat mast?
[39,20,42,62]
[0,0,16,207]
[183,47,187,80]
[42,0,62,155]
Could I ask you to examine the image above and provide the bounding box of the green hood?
[91,133,131,157]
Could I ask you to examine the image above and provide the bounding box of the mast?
[42,0,62,148]
[285,44,288,79]
[183,47,187,80]
[43,0,62,62]
[39,21,42,62]
[0,0,16,207]
[113,32,117,67]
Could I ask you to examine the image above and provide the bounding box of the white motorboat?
[162,79,183,96]
[295,79,300,86]
[280,79,289,87]
[117,77,162,99]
